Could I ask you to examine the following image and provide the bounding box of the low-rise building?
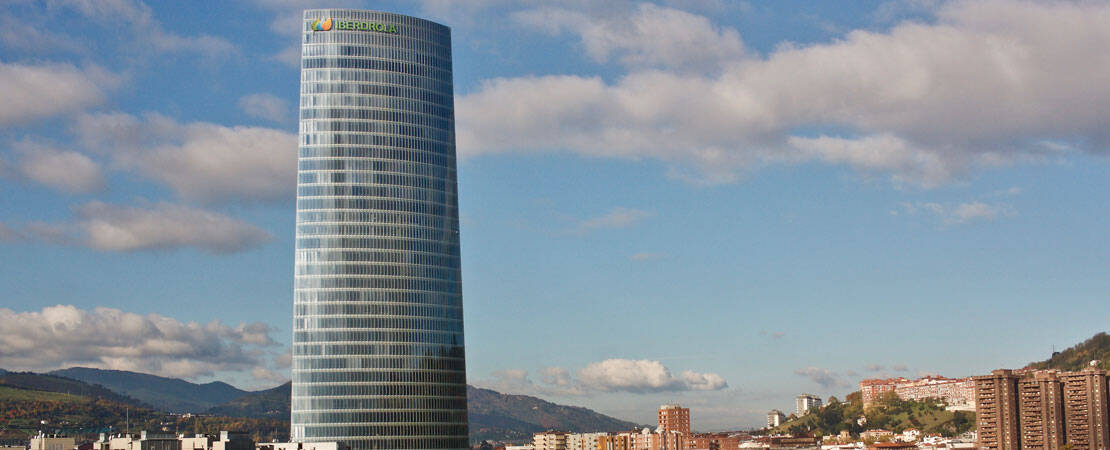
[859,430,893,442]
[535,432,569,450]
[30,435,74,450]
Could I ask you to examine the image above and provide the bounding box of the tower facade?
[975,369,1022,450]
[658,404,691,435]
[293,9,467,450]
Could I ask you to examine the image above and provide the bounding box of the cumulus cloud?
[574,207,653,235]
[13,200,272,253]
[0,14,85,53]
[47,0,235,58]
[897,200,1016,225]
[514,3,745,72]
[539,366,574,387]
[75,112,296,203]
[477,359,727,396]
[239,93,290,123]
[0,61,113,128]
[458,0,1110,187]
[7,140,105,193]
[794,366,848,389]
[578,359,727,393]
[0,304,278,380]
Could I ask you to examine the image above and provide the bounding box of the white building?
[795,394,823,416]
[766,410,786,428]
[567,433,608,450]
[30,435,73,450]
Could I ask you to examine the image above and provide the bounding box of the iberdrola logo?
[311,18,332,31]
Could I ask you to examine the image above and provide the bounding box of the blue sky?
[2,0,1110,430]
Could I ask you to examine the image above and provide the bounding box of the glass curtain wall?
[293,9,467,450]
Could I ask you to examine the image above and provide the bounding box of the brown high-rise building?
[1018,371,1065,450]
[1060,366,1110,450]
[976,369,1022,450]
[658,405,691,436]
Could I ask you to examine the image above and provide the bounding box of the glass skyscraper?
[293,9,467,450]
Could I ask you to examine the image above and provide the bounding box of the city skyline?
[2,0,1110,430]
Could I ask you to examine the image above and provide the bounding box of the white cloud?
[458,0,1110,187]
[272,45,301,68]
[866,364,885,372]
[577,359,727,393]
[514,3,745,72]
[629,252,663,261]
[8,140,105,194]
[794,366,848,389]
[75,112,297,203]
[476,359,727,396]
[0,14,85,53]
[539,366,574,387]
[574,207,653,235]
[15,200,272,253]
[0,304,278,380]
[898,200,1016,225]
[0,61,113,128]
[239,93,290,123]
[46,0,235,58]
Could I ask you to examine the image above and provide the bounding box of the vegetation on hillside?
[0,385,287,443]
[466,386,640,443]
[0,372,143,406]
[765,391,974,438]
[1029,332,1110,371]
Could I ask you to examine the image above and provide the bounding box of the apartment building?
[974,369,1022,450]
[1018,371,1065,450]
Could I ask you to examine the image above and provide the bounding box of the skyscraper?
[292,9,467,450]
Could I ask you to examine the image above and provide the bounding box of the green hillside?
[6,369,640,444]
[0,372,143,406]
[0,384,286,443]
[207,382,289,419]
[1028,332,1110,371]
[466,385,641,443]
[768,391,974,438]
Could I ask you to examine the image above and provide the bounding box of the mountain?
[0,371,144,406]
[207,382,290,419]
[50,367,248,412]
[466,385,640,442]
[31,368,637,443]
[1028,332,1110,371]
[204,382,639,443]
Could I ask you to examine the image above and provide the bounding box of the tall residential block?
[1018,371,1065,450]
[292,9,467,450]
[975,369,1021,450]
[766,410,786,428]
[795,394,822,416]
[659,404,692,435]
[1061,367,1110,450]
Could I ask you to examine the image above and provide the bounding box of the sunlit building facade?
[292,9,467,450]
